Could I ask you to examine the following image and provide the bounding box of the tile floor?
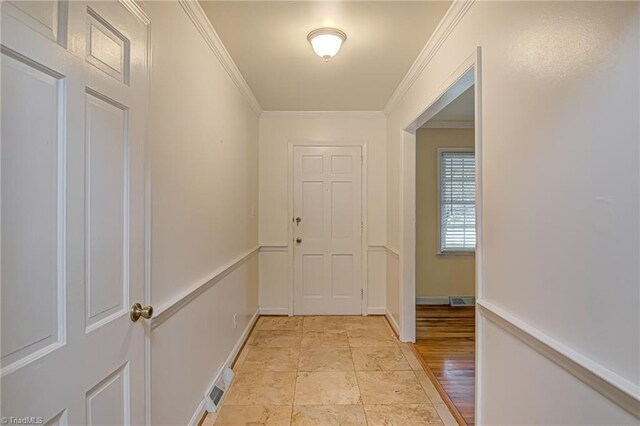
[203,316,457,426]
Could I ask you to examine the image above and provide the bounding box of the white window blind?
[439,151,476,252]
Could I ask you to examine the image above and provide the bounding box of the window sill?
[437,251,475,257]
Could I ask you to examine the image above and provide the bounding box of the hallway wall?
[258,113,387,314]
[386,1,639,423]
[146,2,259,424]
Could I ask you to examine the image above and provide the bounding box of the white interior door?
[1,1,149,424]
[293,146,363,315]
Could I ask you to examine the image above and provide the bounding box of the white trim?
[383,0,476,114]
[151,247,260,328]
[367,307,387,315]
[423,120,474,129]
[399,50,481,342]
[187,399,207,426]
[188,310,260,426]
[177,0,262,116]
[385,309,400,335]
[478,299,640,418]
[118,2,153,424]
[261,111,385,120]
[259,244,288,252]
[259,308,290,316]
[367,245,387,252]
[416,296,450,305]
[120,0,151,25]
[398,48,484,418]
[287,141,369,316]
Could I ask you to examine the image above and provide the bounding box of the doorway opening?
[398,49,482,426]
[414,85,477,425]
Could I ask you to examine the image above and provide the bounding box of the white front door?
[1,1,149,424]
[293,146,363,315]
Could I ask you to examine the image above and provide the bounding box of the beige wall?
[416,128,475,297]
[147,2,259,424]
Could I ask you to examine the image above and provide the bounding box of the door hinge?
[361,222,364,232]
[361,289,364,299]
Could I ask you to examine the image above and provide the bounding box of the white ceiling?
[200,1,451,111]
[427,85,474,123]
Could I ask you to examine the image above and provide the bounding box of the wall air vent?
[204,366,234,413]
[449,296,475,307]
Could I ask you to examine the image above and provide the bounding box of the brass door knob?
[130,303,154,322]
[296,237,302,243]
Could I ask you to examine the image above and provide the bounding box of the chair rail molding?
[259,244,288,252]
[478,299,640,418]
[385,245,400,257]
[151,246,260,328]
[260,111,385,120]
[178,0,262,115]
[383,0,475,115]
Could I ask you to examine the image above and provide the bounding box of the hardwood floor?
[413,305,475,426]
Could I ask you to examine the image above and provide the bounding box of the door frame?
[117,1,153,424]
[287,140,369,316]
[398,48,483,420]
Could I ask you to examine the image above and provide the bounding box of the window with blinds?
[439,150,476,253]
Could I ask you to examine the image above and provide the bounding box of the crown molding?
[178,0,263,116]
[383,0,475,115]
[260,111,385,120]
[422,120,474,129]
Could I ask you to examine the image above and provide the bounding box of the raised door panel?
[84,91,128,331]
[331,155,352,175]
[85,364,129,425]
[301,154,323,175]
[302,255,324,299]
[0,50,64,369]
[331,255,354,298]
[2,1,66,44]
[331,181,354,239]
[301,181,324,240]
[45,411,68,426]
[85,7,129,84]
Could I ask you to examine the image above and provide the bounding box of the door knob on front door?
[296,237,302,243]
[130,303,154,322]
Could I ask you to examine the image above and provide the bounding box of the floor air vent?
[205,366,234,413]
[449,296,475,307]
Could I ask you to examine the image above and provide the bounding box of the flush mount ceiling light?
[307,28,347,61]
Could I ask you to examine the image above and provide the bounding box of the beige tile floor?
[203,316,457,426]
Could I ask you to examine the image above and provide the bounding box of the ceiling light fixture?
[307,28,347,61]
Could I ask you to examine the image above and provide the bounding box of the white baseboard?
[385,309,400,335]
[187,398,207,426]
[416,296,450,305]
[259,307,289,315]
[188,309,260,426]
[367,307,386,315]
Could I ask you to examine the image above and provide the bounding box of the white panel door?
[1,1,149,424]
[293,146,362,315]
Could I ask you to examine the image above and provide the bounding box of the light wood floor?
[413,305,475,426]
